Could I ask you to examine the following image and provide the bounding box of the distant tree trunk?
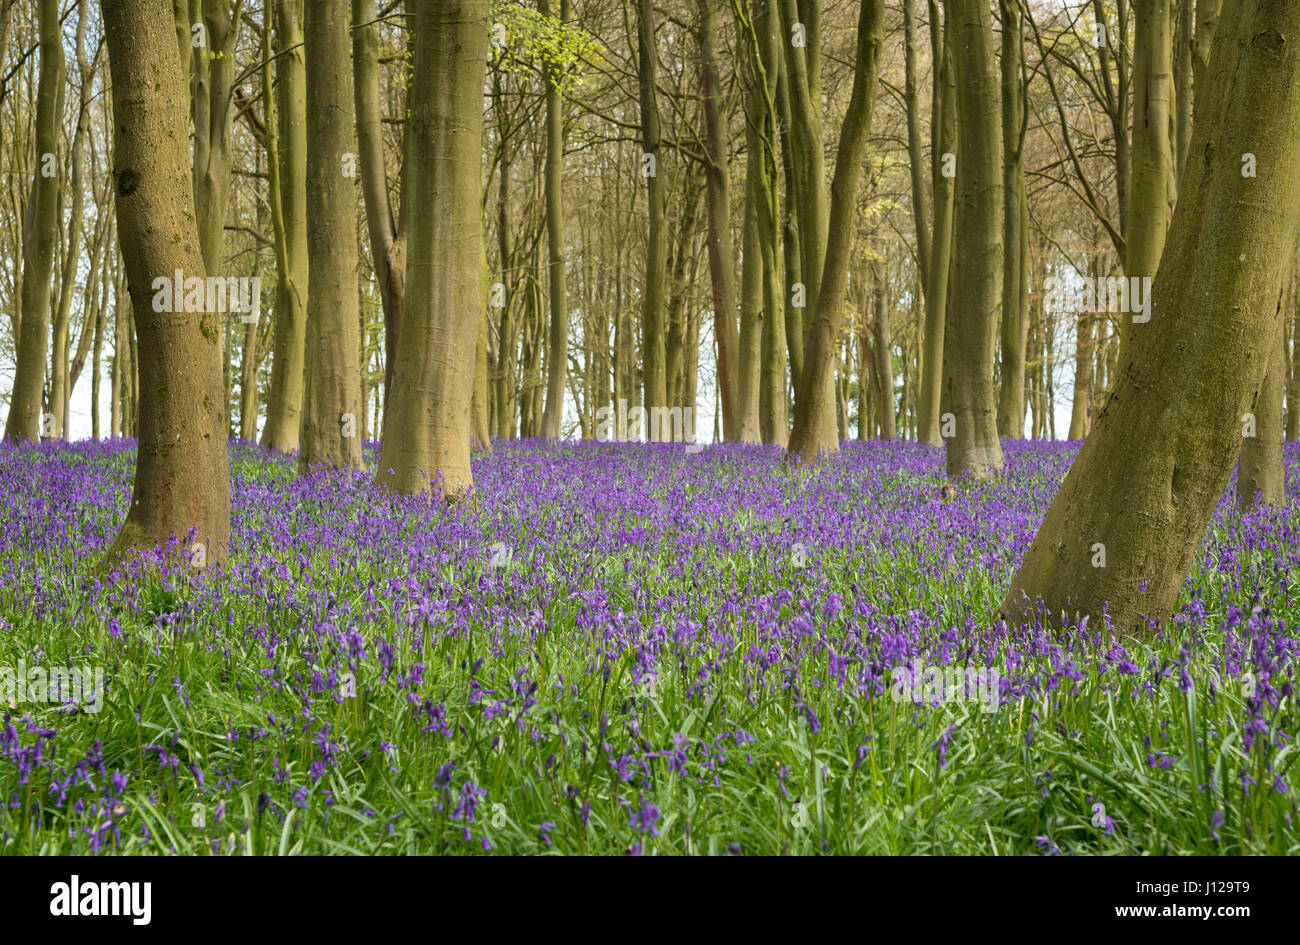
[996,0,1029,439]
[3,0,62,443]
[100,0,231,567]
[1288,282,1300,442]
[636,0,668,432]
[1124,0,1173,361]
[738,173,763,443]
[374,0,488,496]
[91,284,104,439]
[871,262,895,439]
[262,0,309,453]
[902,0,931,295]
[493,72,518,441]
[941,0,1004,480]
[540,0,570,439]
[1238,325,1287,508]
[299,0,363,472]
[1068,310,1093,439]
[918,1,954,446]
[786,0,884,464]
[1005,0,1300,633]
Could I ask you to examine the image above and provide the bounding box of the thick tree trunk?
[299,0,364,472]
[101,0,231,568]
[539,0,569,439]
[261,0,309,453]
[3,0,62,443]
[941,0,1004,480]
[917,2,954,447]
[786,0,884,464]
[374,0,488,497]
[779,0,837,454]
[1004,0,1300,634]
[996,0,1029,439]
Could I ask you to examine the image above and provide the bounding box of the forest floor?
[1,438,1296,854]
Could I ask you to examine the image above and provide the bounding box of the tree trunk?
[374,0,488,496]
[918,1,954,446]
[1004,0,1300,633]
[539,0,569,439]
[871,261,895,439]
[261,0,309,453]
[636,0,668,431]
[698,0,740,440]
[941,0,1004,480]
[299,0,364,472]
[996,0,1029,439]
[786,0,884,464]
[1067,309,1093,439]
[100,0,231,567]
[1124,0,1173,361]
[3,0,63,443]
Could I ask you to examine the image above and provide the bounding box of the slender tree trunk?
[100,0,231,567]
[1124,0,1173,361]
[996,0,1029,439]
[941,0,1004,480]
[918,2,954,446]
[539,0,569,439]
[787,0,884,464]
[636,0,668,431]
[1005,0,1300,633]
[3,0,63,443]
[737,169,763,443]
[699,0,740,439]
[1173,0,1193,182]
[261,0,309,452]
[374,0,488,496]
[299,0,363,472]
[1068,310,1093,439]
[871,262,895,439]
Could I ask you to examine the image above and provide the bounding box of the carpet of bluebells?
[1,437,1297,855]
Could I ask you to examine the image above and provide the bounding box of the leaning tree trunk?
[299,0,364,472]
[100,0,231,567]
[374,0,488,497]
[1004,0,1300,634]
[941,0,1004,480]
[786,0,884,464]
[261,0,309,453]
[3,0,62,443]
[1237,324,1287,508]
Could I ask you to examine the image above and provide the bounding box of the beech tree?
[374,0,489,498]
[100,0,231,566]
[941,0,1003,480]
[1005,0,1300,633]
[3,0,62,443]
[299,0,364,472]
